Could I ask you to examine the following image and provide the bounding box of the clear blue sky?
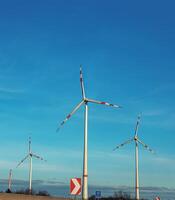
[0,0,174,189]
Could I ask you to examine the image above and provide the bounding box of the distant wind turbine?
[113,115,154,200]
[16,137,46,194]
[57,67,121,200]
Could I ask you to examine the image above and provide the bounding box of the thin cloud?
[0,160,17,169]
[143,113,175,130]
[151,156,175,166]
[0,87,24,94]
[143,109,166,117]
[89,150,131,160]
[14,161,76,174]
[128,83,175,105]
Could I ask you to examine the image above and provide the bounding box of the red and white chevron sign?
[70,178,81,195]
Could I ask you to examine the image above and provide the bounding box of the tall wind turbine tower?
[58,67,121,200]
[16,137,46,194]
[113,115,154,200]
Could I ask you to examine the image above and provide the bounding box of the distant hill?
[0,193,70,200]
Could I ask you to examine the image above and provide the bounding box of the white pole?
[82,102,88,200]
[29,155,33,194]
[8,169,12,191]
[135,140,139,200]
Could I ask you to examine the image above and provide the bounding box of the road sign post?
[95,191,101,200]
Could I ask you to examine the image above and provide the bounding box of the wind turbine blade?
[134,114,141,137]
[57,100,84,131]
[16,154,29,168]
[113,138,134,151]
[80,66,86,99]
[87,98,121,108]
[29,137,31,153]
[32,153,46,162]
[137,139,154,154]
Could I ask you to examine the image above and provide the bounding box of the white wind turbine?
[16,137,46,194]
[113,115,154,200]
[57,67,121,200]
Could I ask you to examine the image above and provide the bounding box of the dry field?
[0,193,71,200]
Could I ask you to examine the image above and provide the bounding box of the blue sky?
[0,0,174,189]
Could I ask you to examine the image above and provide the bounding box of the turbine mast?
[82,102,88,200]
[8,169,12,191]
[135,139,140,200]
[29,137,32,194]
[29,154,33,194]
